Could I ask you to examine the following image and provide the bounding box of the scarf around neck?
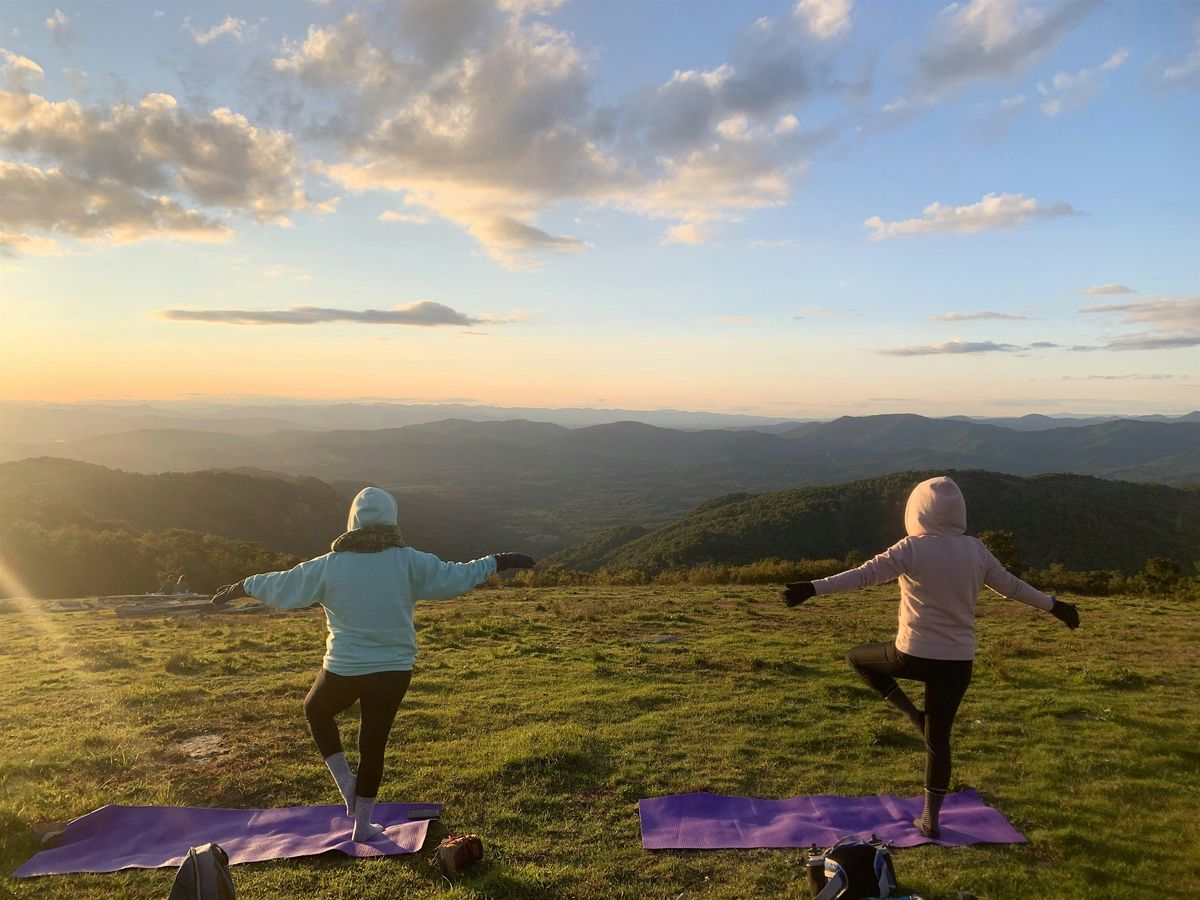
[330,523,406,553]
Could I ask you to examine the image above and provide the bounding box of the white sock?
[324,752,356,815]
[352,795,384,842]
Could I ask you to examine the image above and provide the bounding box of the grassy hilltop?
[1,585,1196,899]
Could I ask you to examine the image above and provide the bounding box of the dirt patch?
[171,734,229,760]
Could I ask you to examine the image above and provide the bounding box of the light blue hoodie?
[243,487,497,675]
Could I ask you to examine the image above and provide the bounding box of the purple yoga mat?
[13,803,441,877]
[639,790,1026,850]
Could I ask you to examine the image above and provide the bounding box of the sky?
[0,0,1198,418]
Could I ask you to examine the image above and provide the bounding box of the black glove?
[1049,597,1079,630]
[211,581,248,607]
[780,581,816,607]
[493,552,536,572]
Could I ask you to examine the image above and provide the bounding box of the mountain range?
[2,412,1197,562]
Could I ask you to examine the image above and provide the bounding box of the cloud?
[378,210,429,224]
[1030,341,1059,348]
[0,160,232,246]
[1078,295,1200,351]
[794,0,853,40]
[1148,21,1200,90]
[1061,373,1181,381]
[1082,283,1134,295]
[0,63,311,251]
[864,192,1078,240]
[914,0,1099,100]
[879,339,1024,356]
[192,16,258,46]
[747,239,794,249]
[2,49,44,90]
[932,310,1030,321]
[717,315,752,324]
[663,223,713,245]
[276,2,854,268]
[964,94,1026,143]
[1037,48,1129,117]
[156,300,504,327]
[0,230,65,258]
[1079,296,1199,329]
[45,9,74,48]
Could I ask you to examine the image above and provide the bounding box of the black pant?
[303,668,412,799]
[846,642,973,792]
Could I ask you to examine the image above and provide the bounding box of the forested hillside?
[0,458,346,557]
[0,460,545,597]
[546,470,1200,575]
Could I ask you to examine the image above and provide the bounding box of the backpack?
[167,842,236,900]
[805,835,911,900]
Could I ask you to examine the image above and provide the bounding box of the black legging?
[303,668,412,798]
[846,642,973,792]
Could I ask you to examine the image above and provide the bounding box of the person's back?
[779,475,1079,838]
[256,544,490,676]
[211,486,534,843]
[812,476,1052,660]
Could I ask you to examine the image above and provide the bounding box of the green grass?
[1,587,1196,899]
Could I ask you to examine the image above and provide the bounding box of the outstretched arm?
[210,581,248,607]
[237,556,330,610]
[782,541,911,608]
[409,551,507,601]
[981,548,1079,629]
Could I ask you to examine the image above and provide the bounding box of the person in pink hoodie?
[779,475,1080,838]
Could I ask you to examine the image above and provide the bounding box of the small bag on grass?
[805,835,919,900]
[431,833,484,875]
[167,842,236,900]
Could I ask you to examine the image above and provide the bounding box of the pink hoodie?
[811,476,1054,660]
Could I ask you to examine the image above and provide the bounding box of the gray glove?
[211,581,248,607]
[493,553,536,572]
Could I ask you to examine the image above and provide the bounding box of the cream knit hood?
[904,476,967,537]
[346,487,399,530]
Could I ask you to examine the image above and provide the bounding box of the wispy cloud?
[716,315,752,324]
[964,94,1027,143]
[747,239,794,249]
[156,301,515,327]
[1079,296,1199,329]
[879,339,1024,356]
[1061,373,1181,381]
[45,9,74,48]
[794,0,853,40]
[1147,20,1200,90]
[1037,48,1129,117]
[1081,283,1135,295]
[663,223,713,245]
[191,16,258,46]
[864,192,1077,240]
[932,310,1030,321]
[378,210,429,224]
[1077,295,1200,351]
[914,0,1099,100]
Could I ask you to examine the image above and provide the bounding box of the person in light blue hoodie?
[211,487,535,841]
